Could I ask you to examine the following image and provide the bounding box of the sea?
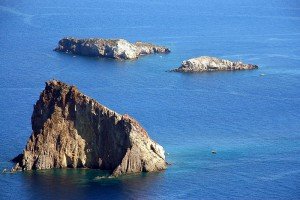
[0,0,299,199]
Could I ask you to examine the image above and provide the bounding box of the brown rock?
[13,80,167,176]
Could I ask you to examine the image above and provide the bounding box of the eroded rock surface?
[54,37,170,60]
[13,80,167,176]
[171,56,258,72]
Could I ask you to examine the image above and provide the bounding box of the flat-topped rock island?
[12,80,167,177]
[171,56,258,73]
[54,37,170,60]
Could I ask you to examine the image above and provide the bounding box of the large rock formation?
[171,56,258,73]
[12,80,167,176]
[54,37,170,60]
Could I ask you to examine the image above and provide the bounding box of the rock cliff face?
[54,37,170,60]
[13,80,167,176]
[171,56,258,72]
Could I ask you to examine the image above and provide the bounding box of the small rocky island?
[54,37,170,60]
[12,80,167,176]
[171,56,258,73]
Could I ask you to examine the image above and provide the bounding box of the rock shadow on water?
[19,168,166,199]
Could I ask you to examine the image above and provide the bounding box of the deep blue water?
[1,0,300,199]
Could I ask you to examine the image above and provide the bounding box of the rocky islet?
[54,37,170,60]
[12,80,167,176]
[171,56,258,73]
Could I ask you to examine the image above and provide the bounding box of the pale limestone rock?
[54,37,170,60]
[171,56,258,72]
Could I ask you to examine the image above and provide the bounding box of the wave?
[199,13,300,21]
[267,54,300,61]
[0,5,37,27]
[259,170,300,181]
[76,26,153,30]
[220,53,300,62]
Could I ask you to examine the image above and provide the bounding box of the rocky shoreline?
[54,37,170,60]
[12,80,167,177]
[171,56,258,73]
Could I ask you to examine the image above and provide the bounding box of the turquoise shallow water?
[0,0,300,199]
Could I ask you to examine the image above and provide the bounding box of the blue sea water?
[0,0,300,199]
